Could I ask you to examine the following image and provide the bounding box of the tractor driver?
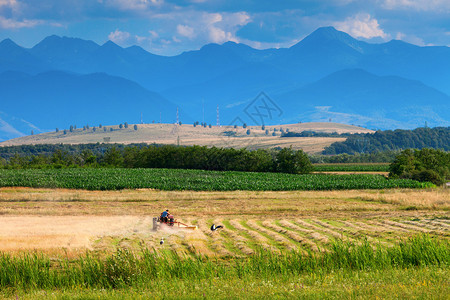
[160,209,169,223]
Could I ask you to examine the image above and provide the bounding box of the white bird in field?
[210,224,224,231]
[160,238,164,245]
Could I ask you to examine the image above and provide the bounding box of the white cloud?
[108,29,131,44]
[172,11,250,44]
[0,0,19,10]
[176,24,195,39]
[0,16,42,28]
[208,26,237,43]
[108,29,162,48]
[334,14,388,39]
[102,0,163,11]
[382,0,450,12]
[394,31,435,46]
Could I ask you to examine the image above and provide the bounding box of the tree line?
[310,151,400,163]
[389,148,449,185]
[0,143,150,159]
[323,127,449,154]
[0,145,312,174]
[281,131,351,138]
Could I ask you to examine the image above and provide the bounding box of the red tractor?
[153,215,197,231]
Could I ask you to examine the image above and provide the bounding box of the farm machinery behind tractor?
[152,216,197,231]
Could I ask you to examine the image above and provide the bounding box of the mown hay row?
[416,219,450,231]
[426,220,450,230]
[366,220,411,233]
[309,219,355,241]
[219,222,254,255]
[277,220,320,251]
[197,219,233,257]
[293,220,330,243]
[251,220,297,252]
[267,220,314,253]
[384,220,430,233]
[180,218,216,257]
[230,219,278,253]
[339,221,395,244]
[296,219,345,240]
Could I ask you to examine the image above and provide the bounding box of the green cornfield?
[0,168,432,191]
[313,163,390,172]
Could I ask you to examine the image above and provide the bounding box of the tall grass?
[0,235,448,291]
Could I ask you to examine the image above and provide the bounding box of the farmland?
[313,163,390,172]
[0,122,372,154]
[0,168,432,191]
[0,187,448,298]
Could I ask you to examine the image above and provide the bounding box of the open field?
[0,187,448,298]
[0,187,448,254]
[0,122,372,153]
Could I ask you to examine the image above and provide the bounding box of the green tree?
[81,149,97,166]
[389,148,449,185]
[8,154,28,169]
[103,147,124,167]
[275,147,312,174]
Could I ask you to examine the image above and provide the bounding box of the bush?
[275,147,312,174]
[389,148,449,185]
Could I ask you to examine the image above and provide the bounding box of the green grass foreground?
[11,267,449,299]
[0,235,448,297]
[0,168,432,191]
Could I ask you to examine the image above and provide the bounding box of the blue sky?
[1,0,450,55]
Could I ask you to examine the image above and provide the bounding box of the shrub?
[275,147,312,174]
[389,148,449,185]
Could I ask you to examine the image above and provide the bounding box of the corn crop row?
[0,168,432,191]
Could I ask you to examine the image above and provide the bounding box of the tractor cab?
[153,213,197,231]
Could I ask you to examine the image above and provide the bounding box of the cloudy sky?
[1,0,450,55]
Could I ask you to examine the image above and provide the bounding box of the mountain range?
[0,26,449,141]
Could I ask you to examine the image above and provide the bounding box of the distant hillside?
[0,26,449,137]
[323,127,450,154]
[0,71,178,141]
[275,69,450,129]
[0,122,373,154]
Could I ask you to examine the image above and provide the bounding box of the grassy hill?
[0,122,373,154]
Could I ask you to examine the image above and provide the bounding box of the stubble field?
[0,187,448,299]
[0,187,448,255]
